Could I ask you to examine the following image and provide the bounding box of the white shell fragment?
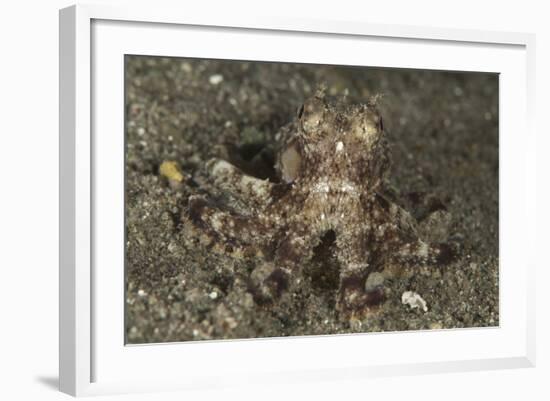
[401,291,428,312]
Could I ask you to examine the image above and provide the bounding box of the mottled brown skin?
[184,88,454,313]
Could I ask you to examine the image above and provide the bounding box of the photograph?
[124,55,499,344]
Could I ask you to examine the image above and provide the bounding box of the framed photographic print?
[59,4,536,396]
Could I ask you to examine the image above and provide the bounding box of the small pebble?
[209,291,218,300]
[365,272,384,291]
[349,318,362,330]
[429,322,443,330]
[225,317,238,329]
[209,74,224,85]
[137,289,146,297]
[159,161,184,183]
[159,161,186,189]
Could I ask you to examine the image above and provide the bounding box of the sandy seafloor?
[125,56,499,344]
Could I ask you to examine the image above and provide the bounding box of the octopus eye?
[379,116,384,131]
[297,104,304,119]
[300,97,325,134]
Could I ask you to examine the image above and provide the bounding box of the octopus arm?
[205,158,273,208]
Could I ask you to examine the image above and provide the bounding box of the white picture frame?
[59,3,536,397]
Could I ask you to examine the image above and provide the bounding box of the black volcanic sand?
[125,56,498,343]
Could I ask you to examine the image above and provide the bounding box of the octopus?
[182,87,455,313]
